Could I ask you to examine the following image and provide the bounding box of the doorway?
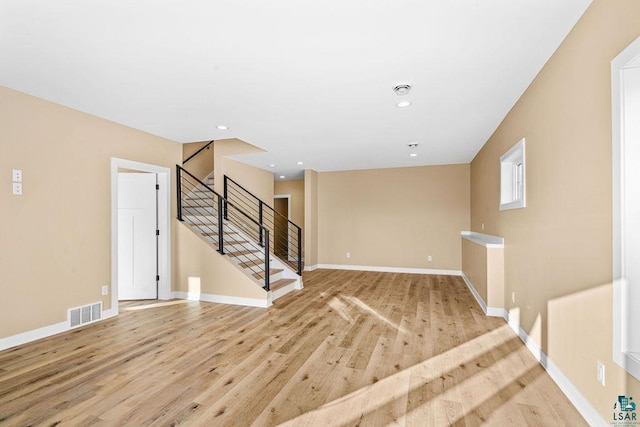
[110,158,171,316]
[274,195,291,259]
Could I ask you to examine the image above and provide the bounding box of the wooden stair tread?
[239,260,266,269]
[268,278,297,291]
[252,268,284,280]
[225,249,262,257]
[201,231,245,241]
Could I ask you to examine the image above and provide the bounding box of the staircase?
[177,166,302,303]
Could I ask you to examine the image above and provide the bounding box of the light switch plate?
[12,183,22,195]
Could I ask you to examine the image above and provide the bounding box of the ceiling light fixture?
[297,161,304,165]
[279,175,285,179]
[269,164,275,168]
[396,101,412,108]
[393,83,412,96]
[216,125,228,130]
[408,143,418,158]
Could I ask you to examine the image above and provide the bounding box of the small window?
[500,138,526,211]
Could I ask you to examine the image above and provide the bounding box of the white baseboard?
[0,308,118,352]
[461,273,506,318]
[0,321,68,352]
[171,291,270,308]
[461,272,605,425]
[304,264,318,272]
[503,312,606,426]
[317,264,462,276]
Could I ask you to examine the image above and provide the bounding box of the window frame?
[499,138,526,211]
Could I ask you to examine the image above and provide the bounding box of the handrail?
[224,174,303,275]
[182,140,214,165]
[178,165,264,230]
[224,175,300,228]
[176,165,272,290]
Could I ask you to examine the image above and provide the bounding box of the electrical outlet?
[101,285,109,296]
[481,223,485,231]
[12,169,22,182]
[346,252,351,258]
[12,183,22,195]
[597,361,605,386]
[427,255,432,262]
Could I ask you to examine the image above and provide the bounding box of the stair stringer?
[183,216,303,304]
[180,181,302,304]
[175,220,270,307]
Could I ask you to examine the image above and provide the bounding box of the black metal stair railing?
[176,165,272,290]
[182,140,213,165]
[224,175,303,275]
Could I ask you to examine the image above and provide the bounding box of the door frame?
[274,194,293,260]
[612,35,640,381]
[109,158,171,316]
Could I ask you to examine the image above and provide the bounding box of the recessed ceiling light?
[297,161,304,165]
[216,125,228,130]
[269,164,276,168]
[410,153,418,157]
[393,83,412,96]
[279,175,285,179]
[396,101,411,108]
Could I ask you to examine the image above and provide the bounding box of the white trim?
[0,321,68,351]
[612,35,640,380]
[304,264,319,272]
[499,138,526,211]
[461,272,506,318]
[486,306,508,318]
[460,231,505,248]
[270,280,299,301]
[317,264,461,276]
[171,291,270,308]
[503,311,607,427]
[0,308,117,352]
[274,194,295,259]
[111,158,172,316]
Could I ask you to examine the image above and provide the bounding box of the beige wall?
[317,165,469,270]
[304,170,319,268]
[462,239,488,303]
[462,239,505,310]
[469,0,640,419]
[213,138,273,203]
[0,86,182,338]
[182,140,214,181]
[175,223,267,300]
[274,179,305,228]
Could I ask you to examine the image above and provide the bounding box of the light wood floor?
[0,270,586,426]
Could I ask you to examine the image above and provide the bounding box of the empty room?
[1,0,640,425]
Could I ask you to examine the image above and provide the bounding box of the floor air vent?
[68,302,102,328]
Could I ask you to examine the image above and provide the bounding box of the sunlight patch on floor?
[121,300,191,311]
[328,297,356,324]
[279,324,515,426]
[344,295,408,334]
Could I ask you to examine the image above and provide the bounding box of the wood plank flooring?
[0,270,587,426]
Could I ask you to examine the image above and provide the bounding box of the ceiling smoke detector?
[393,84,412,96]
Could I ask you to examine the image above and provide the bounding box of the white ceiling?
[0,0,592,180]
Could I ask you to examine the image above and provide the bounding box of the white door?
[118,173,158,300]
